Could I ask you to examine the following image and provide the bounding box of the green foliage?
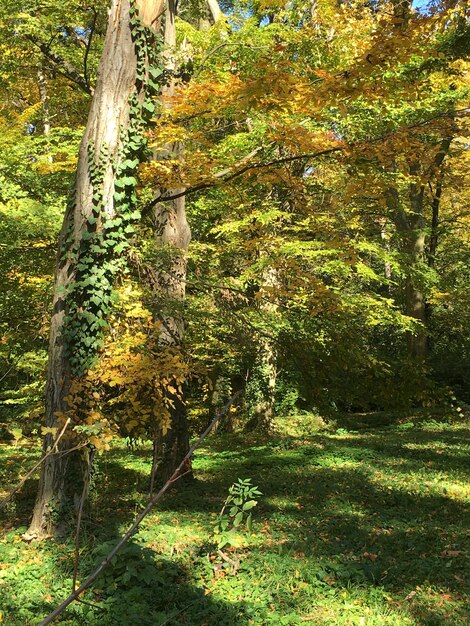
[213,478,261,549]
[1,414,469,624]
[0,122,81,423]
[61,5,165,376]
[92,539,167,590]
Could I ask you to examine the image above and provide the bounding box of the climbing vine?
[60,2,165,377]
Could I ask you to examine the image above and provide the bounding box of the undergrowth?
[0,412,469,625]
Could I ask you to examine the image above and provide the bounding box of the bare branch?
[143,106,469,212]
[143,145,340,213]
[26,35,93,96]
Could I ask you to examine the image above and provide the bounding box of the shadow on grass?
[54,541,250,626]
[96,428,469,598]
[2,422,469,625]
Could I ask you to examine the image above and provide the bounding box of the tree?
[28,0,166,537]
[149,0,469,414]
[10,0,467,537]
[0,1,103,437]
[148,0,193,485]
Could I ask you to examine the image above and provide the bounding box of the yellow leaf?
[41,427,58,436]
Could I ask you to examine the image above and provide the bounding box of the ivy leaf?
[149,66,163,80]
[121,158,140,170]
[114,242,129,254]
[142,101,155,115]
[120,176,137,187]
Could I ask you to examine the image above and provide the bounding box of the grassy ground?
[0,413,468,625]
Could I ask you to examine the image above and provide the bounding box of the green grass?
[0,413,469,625]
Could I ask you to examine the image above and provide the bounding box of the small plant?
[210,478,261,575]
[213,478,261,550]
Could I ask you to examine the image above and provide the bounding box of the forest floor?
[0,412,469,625]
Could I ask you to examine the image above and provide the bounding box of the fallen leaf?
[438,593,452,606]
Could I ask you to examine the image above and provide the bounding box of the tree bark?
[405,163,428,358]
[386,178,428,359]
[428,180,442,270]
[253,339,277,432]
[28,0,164,538]
[246,266,278,432]
[207,0,223,22]
[37,65,51,137]
[150,0,192,487]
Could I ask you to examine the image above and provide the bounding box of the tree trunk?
[38,65,51,137]
[384,136,452,362]
[252,339,277,432]
[28,0,164,538]
[386,181,428,359]
[150,0,192,487]
[428,180,442,269]
[379,218,392,284]
[150,189,192,486]
[405,166,428,358]
[207,0,222,22]
[246,266,278,432]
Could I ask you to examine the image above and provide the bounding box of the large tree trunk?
[150,190,192,486]
[28,0,164,538]
[150,0,192,487]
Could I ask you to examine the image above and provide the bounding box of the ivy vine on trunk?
[28,0,166,538]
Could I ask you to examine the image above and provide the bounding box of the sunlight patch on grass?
[0,416,469,625]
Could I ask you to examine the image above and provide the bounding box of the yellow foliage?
[61,281,192,443]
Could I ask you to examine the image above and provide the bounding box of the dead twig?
[216,549,240,575]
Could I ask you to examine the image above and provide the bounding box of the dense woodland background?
[0,0,469,624]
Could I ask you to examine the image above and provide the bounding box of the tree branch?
[26,35,93,96]
[207,0,223,23]
[143,146,341,212]
[147,105,469,211]
[83,9,98,94]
